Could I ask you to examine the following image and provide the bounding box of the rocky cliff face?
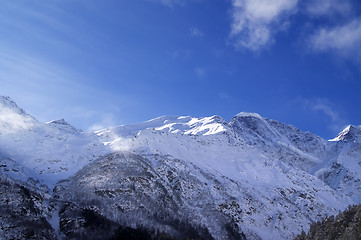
[0,96,360,239]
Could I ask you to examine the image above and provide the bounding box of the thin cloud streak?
[2,1,108,54]
[0,49,121,126]
[0,49,93,121]
[304,0,352,17]
[0,49,86,92]
[190,27,204,38]
[303,98,347,133]
[218,92,232,100]
[146,0,186,7]
[194,67,206,78]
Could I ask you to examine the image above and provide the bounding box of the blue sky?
[0,0,361,139]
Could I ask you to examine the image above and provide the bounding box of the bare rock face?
[0,178,56,240]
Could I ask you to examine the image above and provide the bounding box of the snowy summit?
[0,96,360,240]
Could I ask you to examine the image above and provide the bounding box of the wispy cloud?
[302,98,347,132]
[0,50,85,93]
[0,48,123,128]
[146,0,187,7]
[1,1,107,54]
[304,0,352,17]
[88,113,118,132]
[229,0,299,51]
[190,27,204,38]
[218,92,232,100]
[171,49,192,60]
[0,98,37,134]
[308,19,361,65]
[0,1,143,131]
[194,67,206,78]
[0,49,90,111]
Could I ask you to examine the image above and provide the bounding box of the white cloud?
[304,0,352,17]
[309,19,361,62]
[302,0,361,67]
[230,0,299,51]
[190,27,204,38]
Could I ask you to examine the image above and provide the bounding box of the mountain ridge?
[0,96,360,239]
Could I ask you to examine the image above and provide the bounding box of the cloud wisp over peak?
[301,97,347,134]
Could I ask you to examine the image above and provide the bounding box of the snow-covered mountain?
[0,96,360,240]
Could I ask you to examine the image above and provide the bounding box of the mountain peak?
[47,118,69,125]
[0,96,27,115]
[235,112,263,120]
[102,115,228,138]
[1,96,361,240]
[230,111,282,141]
[47,119,82,133]
[0,96,38,133]
[330,125,361,142]
[0,96,16,104]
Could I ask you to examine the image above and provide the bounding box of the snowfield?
[0,96,360,239]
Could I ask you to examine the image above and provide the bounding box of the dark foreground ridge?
[295,204,361,240]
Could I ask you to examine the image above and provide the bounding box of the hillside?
[295,204,361,240]
[0,96,360,239]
